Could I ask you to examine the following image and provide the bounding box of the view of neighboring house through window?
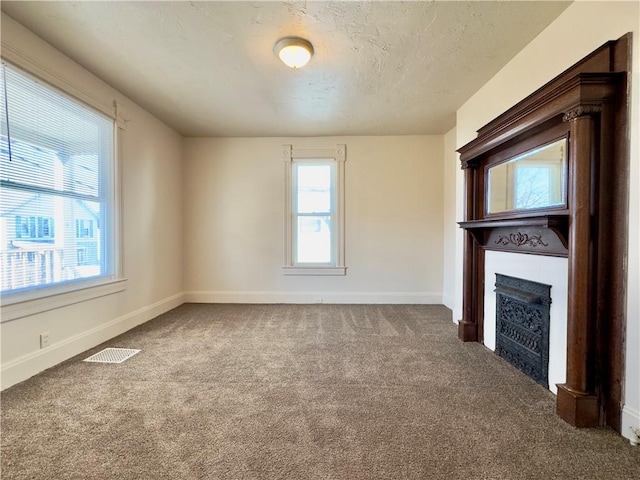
[0,62,115,297]
[15,215,54,239]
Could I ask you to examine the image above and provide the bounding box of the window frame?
[282,144,346,276]
[0,59,126,322]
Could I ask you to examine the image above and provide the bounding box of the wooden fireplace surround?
[457,34,631,431]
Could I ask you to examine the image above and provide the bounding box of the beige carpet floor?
[1,303,639,479]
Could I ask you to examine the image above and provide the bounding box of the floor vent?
[83,348,141,364]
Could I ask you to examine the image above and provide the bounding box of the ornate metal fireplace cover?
[495,274,552,388]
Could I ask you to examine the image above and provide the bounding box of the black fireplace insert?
[494,274,552,388]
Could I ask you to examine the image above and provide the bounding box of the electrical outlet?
[40,332,50,349]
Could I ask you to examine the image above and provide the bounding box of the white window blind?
[0,62,115,296]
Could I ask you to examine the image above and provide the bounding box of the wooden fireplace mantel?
[458,214,569,256]
[456,34,630,432]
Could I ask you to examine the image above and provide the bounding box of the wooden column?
[556,106,600,427]
[459,164,478,341]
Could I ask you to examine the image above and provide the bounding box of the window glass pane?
[296,164,331,213]
[296,215,332,263]
[1,63,114,296]
[1,187,103,292]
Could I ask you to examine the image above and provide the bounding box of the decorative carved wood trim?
[460,159,474,170]
[495,232,548,248]
[562,105,601,122]
[456,34,631,433]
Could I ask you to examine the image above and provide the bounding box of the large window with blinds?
[0,62,117,299]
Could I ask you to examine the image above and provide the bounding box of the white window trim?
[1,278,128,322]
[0,58,127,321]
[282,144,346,276]
[0,43,116,120]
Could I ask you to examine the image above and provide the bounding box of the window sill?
[282,266,347,276]
[1,278,128,322]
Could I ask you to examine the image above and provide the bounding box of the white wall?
[449,1,640,442]
[442,128,458,310]
[183,136,444,304]
[0,14,185,389]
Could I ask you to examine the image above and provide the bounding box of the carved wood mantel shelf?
[458,214,569,256]
[456,35,631,433]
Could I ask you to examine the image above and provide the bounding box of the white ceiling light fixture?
[275,37,314,69]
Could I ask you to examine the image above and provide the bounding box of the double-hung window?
[294,162,334,263]
[283,144,346,276]
[0,62,121,312]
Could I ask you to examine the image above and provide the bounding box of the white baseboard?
[622,404,640,445]
[1,292,184,391]
[184,290,442,305]
[442,294,456,310]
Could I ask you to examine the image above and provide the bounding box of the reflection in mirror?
[487,139,567,214]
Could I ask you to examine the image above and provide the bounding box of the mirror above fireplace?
[487,138,567,214]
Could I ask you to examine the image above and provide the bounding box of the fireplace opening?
[494,274,552,388]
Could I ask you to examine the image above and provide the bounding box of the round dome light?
[274,37,314,69]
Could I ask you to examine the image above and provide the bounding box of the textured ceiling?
[0,1,571,137]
